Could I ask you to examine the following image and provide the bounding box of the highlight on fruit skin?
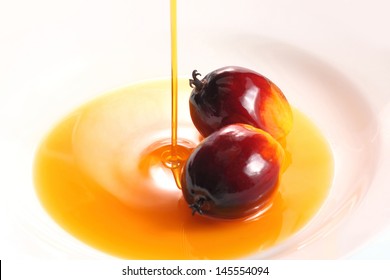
[180,123,285,220]
[189,66,293,141]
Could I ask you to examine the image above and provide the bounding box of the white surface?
[1,0,389,259]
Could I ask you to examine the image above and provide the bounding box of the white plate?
[1,0,389,259]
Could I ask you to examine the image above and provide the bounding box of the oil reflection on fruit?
[189,66,293,141]
[181,123,285,219]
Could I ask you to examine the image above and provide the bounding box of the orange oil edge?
[35,97,334,260]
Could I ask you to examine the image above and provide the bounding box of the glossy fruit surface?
[180,124,284,219]
[189,66,293,140]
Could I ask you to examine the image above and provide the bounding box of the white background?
[1,0,390,263]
